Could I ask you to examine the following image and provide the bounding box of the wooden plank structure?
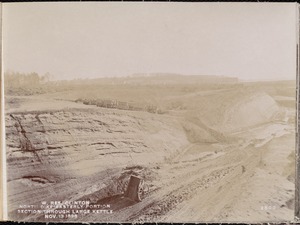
[124,175,143,202]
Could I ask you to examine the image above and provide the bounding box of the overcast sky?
[2,2,298,81]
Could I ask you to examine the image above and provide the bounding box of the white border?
[1,2,7,220]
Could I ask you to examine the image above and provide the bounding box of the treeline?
[4,71,51,88]
[4,71,58,95]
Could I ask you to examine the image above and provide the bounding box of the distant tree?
[40,72,50,83]
[27,72,40,85]
[4,71,45,88]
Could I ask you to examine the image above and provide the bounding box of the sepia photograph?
[1,2,298,223]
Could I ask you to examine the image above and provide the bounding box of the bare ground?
[4,86,295,223]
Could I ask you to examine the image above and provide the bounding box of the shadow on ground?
[95,194,137,211]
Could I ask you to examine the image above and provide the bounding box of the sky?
[2,2,298,81]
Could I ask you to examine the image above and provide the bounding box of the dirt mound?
[220,92,280,132]
[179,91,282,143]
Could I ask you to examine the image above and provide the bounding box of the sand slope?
[4,86,295,222]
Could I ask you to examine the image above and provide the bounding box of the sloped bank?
[5,107,189,220]
[182,91,285,144]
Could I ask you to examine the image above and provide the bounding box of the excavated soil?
[4,86,296,223]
